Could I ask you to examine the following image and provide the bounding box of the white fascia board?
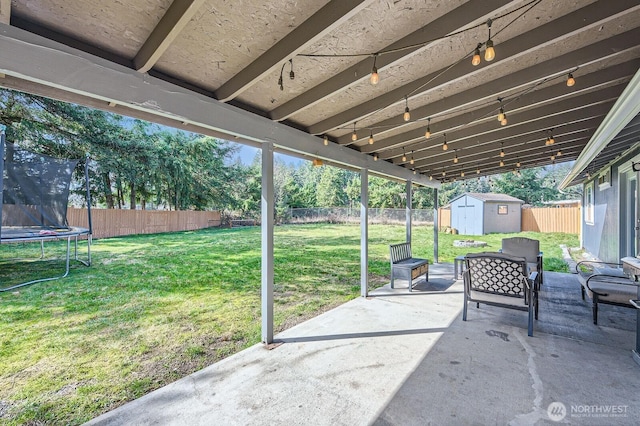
[559,66,640,189]
[0,24,438,188]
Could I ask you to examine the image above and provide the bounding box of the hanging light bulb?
[472,44,481,66]
[461,170,465,178]
[566,73,575,87]
[545,136,550,146]
[453,152,458,164]
[499,159,504,167]
[516,159,521,168]
[403,97,411,122]
[500,144,505,158]
[476,166,480,174]
[410,151,415,165]
[323,135,329,146]
[551,154,556,161]
[425,118,431,139]
[497,107,505,122]
[413,169,417,175]
[368,132,374,145]
[557,150,562,157]
[500,113,507,126]
[442,133,448,151]
[288,59,295,80]
[549,134,555,145]
[442,170,446,177]
[351,122,357,141]
[484,19,495,62]
[402,148,407,162]
[429,175,433,181]
[373,153,378,161]
[370,55,379,85]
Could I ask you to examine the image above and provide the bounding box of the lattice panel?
[467,256,526,297]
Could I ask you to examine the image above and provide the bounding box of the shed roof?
[449,192,524,204]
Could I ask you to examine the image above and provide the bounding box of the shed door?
[453,198,483,235]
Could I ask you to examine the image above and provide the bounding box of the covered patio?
[1,1,640,423]
[87,264,640,425]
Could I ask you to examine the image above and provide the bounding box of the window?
[498,205,508,215]
[598,168,611,190]
[585,182,594,225]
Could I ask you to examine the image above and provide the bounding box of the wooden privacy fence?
[438,206,580,234]
[67,208,221,239]
[521,207,580,234]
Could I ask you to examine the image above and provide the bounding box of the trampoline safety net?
[1,136,79,237]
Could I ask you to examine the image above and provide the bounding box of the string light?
[278,59,295,91]
[442,170,446,177]
[403,97,411,122]
[370,54,379,85]
[413,169,417,175]
[557,149,562,157]
[402,148,407,162]
[442,133,448,151]
[476,165,480,174]
[499,159,504,167]
[500,143,505,158]
[323,135,329,146]
[516,159,521,168]
[472,43,481,66]
[425,118,431,139]
[566,73,575,87]
[410,151,415,165]
[500,113,508,126]
[351,122,357,141]
[368,131,374,145]
[484,19,496,62]
[545,130,555,145]
[429,175,433,181]
[453,152,459,164]
[461,170,465,178]
[373,153,378,161]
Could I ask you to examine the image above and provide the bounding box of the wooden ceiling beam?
[214,0,373,102]
[134,0,208,73]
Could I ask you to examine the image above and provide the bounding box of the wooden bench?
[575,260,637,324]
[389,242,429,292]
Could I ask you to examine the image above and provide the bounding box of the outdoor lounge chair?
[500,237,543,286]
[463,252,539,336]
[575,260,636,325]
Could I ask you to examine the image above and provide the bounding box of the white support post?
[361,168,369,297]
[406,180,412,244]
[261,142,274,344]
[433,188,439,264]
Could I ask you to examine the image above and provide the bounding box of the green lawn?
[0,224,578,424]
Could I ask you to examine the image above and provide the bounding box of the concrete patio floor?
[87,263,640,425]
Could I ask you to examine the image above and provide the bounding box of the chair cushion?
[469,290,528,307]
[587,279,637,305]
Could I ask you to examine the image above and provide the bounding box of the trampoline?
[1,130,92,292]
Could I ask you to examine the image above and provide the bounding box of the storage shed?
[449,193,524,235]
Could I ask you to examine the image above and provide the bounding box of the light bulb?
[484,39,495,61]
[500,114,507,126]
[557,150,562,157]
[413,169,417,175]
[472,47,481,66]
[429,175,433,181]
[476,168,480,174]
[551,155,555,161]
[516,160,521,168]
[351,131,357,141]
[549,136,555,145]
[545,137,550,146]
[373,153,378,161]
[499,160,504,167]
[442,171,446,177]
[425,126,431,139]
[368,133,374,145]
[453,154,458,164]
[500,149,505,158]
[402,154,407,162]
[410,157,414,165]
[461,171,465,177]
[442,141,448,151]
[323,135,329,146]
[497,107,505,122]
[566,73,575,87]
[370,66,379,85]
[403,107,410,122]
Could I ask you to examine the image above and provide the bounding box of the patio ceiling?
[0,0,639,185]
